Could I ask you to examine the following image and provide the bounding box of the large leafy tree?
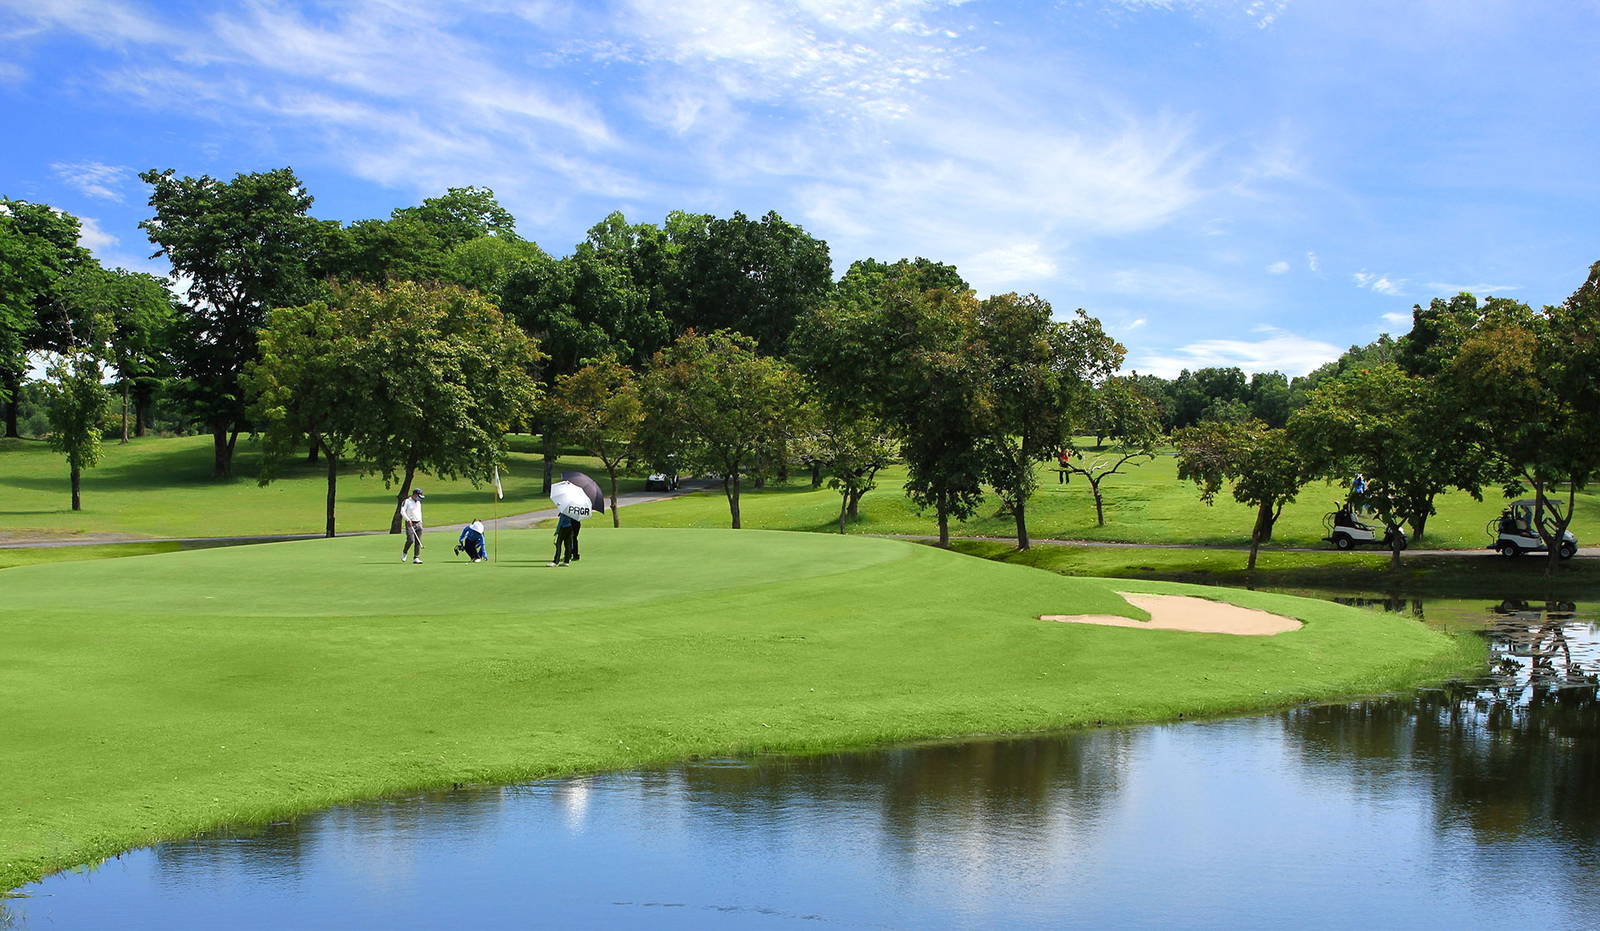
[549,358,644,527]
[1289,362,1486,567]
[243,299,363,537]
[328,187,524,287]
[1065,376,1163,526]
[1445,270,1600,574]
[338,282,544,534]
[792,405,898,533]
[139,167,330,477]
[639,329,807,529]
[976,297,1122,549]
[0,199,90,436]
[42,350,111,511]
[1176,419,1313,570]
[670,210,831,354]
[53,265,176,443]
[792,266,983,546]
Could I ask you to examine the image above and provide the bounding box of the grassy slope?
[10,435,1596,547]
[0,434,635,540]
[1,528,1478,892]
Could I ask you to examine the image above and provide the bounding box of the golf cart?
[1486,499,1577,559]
[1323,501,1408,551]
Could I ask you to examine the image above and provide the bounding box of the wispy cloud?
[1266,260,1289,274]
[1131,326,1341,377]
[1353,270,1404,295]
[51,160,131,202]
[1306,250,1320,272]
[1422,281,1519,295]
[1381,311,1411,326]
[76,215,118,252]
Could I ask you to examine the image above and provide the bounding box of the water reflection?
[8,598,1600,929]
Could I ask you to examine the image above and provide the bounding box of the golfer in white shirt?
[401,489,426,564]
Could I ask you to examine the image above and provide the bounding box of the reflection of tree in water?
[667,730,1135,867]
[1283,598,1598,906]
[150,784,515,890]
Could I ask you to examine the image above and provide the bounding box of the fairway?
[2,529,1478,893]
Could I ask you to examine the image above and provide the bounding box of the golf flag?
[493,465,504,500]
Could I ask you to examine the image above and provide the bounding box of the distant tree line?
[4,166,1598,564]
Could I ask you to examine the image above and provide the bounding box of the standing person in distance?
[401,488,426,564]
[550,512,577,567]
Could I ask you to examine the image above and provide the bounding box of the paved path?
[0,480,720,550]
[869,533,1600,558]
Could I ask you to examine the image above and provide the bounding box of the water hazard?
[7,598,1598,929]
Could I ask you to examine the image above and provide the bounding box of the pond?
[6,597,1598,929]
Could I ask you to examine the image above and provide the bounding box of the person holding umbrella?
[548,471,605,567]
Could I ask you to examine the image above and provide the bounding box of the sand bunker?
[1042,592,1302,636]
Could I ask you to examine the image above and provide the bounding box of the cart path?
[868,533,1600,558]
[0,480,720,549]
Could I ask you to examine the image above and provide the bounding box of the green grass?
[7,434,1592,549]
[623,450,1599,550]
[0,528,1479,893]
[0,434,640,540]
[0,540,185,570]
[947,540,1600,601]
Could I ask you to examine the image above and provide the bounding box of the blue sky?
[4,0,1597,376]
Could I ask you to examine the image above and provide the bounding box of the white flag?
[493,465,504,500]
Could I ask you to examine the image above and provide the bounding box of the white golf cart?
[1486,499,1577,559]
[1323,501,1408,551]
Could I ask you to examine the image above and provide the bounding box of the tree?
[1,199,90,436]
[52,265,176,443]
[243,300,363,537]
[1064,377,1163,526]
[1176,419,1313,570]
[42,350,110,511]
[1290,363,1486,566]
[670,210,832,354]
[140,167,330,477]
[639,330,807,529]
[833,256,967,311]
[390,186,516,248]
[550,358,643,527]
[793,405,898,533]
[340,282,544,534]
[976,297,1122,549]
[1445,271,1600,575]
[791,273,983,546]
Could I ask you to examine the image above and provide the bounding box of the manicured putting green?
[1,529,1478,893]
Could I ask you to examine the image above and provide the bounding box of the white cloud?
[1422,281,1518,295]
[1306,250,1319,272]
[51,161,131,202]
[1381,311,1411,326]
[962,241,1058,289]
[1353,270,1404,295]
[1130,327,1341,377]
[1266,260,1289,274]
[1126,317,1147,330]
[76,215,118,252]
[0,61,24,83]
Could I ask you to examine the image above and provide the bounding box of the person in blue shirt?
[455,519,488,562]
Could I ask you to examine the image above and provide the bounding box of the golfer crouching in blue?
[455,519,488,563]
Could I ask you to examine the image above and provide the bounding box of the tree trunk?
[810,461,822,489]
[133,381,153,437]
[212,424,233,478]
[389,452,419,534]
[120,381,130,444]
[70,462,81,511]
[847,487,866,519]
[325,452,338,538]
[1390,538,1402,571]
[1092,480,1106,526]
[1014,497,1030,550]
[725,472,742,529]
[4,367,22,437]
[838,493,848,534]
[754,453,765,490]
[1248,529,1260,570]
[1410,494,1433,542]
[937,492,951,548]
[541,425,556,495]
[608,466,620,528]
[307,435,320,464]
[1252,500,1275,544]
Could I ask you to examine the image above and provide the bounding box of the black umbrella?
[560,471,606,513]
